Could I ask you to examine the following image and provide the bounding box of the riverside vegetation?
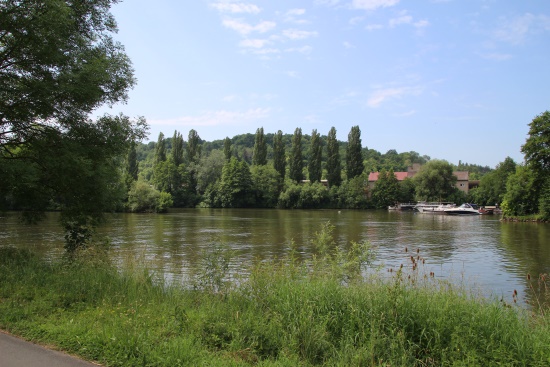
[1,222,550,366]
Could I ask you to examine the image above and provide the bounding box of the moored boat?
[444,203,481,215]
[414,202,456,214]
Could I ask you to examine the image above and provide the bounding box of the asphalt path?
[0,331,100,367]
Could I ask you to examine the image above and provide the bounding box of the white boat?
[414,202,456,214]
[444,203,481,215]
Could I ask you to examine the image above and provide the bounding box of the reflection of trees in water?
[499,222,550,306]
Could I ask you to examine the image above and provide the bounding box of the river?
[1,209,549,305]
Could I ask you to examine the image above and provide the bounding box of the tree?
[0,0,146,251]
[273,130,286,181]
[308,129,322,182]
[217,158,253,208]
[413,160,457,201]
[521,111,550,174]
[346,125,364,179]
[470,157,516,206]
[223,137,232,160]
[371,169,400,209]
[1,115,147,252]
[289,128,303,183]
[126,141,139,182]
[252,127,267,165]
[186,129,202,165]
[154,132,166,164]
[251,165,281,208]
[0,0,135,156]
[501,165,538,217]
[196,150,225,194]
[171,130,184,166]
[326,127,342,187]
[521,111,550,218]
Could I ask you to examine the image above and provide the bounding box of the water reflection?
[1,209,548,306]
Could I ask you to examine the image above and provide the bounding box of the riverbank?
[1,239,549,366]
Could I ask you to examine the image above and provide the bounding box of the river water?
[1,209,549,305]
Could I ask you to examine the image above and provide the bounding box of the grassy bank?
[1,228,549,366]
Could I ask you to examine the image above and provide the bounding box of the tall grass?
[1,223,549,366]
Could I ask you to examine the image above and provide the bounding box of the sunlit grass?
[1,223,549,366]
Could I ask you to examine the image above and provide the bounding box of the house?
[368,165,474,195]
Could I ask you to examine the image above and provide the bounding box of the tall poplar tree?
[326,127,342,187]
[154,132,166,164]
[223,137,232,160]
[273,130,286,180]
[186,129,201,164]
[346,125,364,179]
[308,129,322,182]
[126,141,138,181]
[289,128,303,183]
[171,130,184,166]
[252,127,267,165]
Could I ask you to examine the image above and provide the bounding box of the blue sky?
[99,0,550,168]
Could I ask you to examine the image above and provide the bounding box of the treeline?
[121,125,494,212]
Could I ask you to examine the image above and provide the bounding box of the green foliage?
[371,169,400,209]
[308,129,322,182]
[277,183,302,209]
[330,175,369,209]
[186,129,202,165]
[127,181,161,213]
[0,0,146,251]
[0,0,135,155]
[289,128,304,183]
[471,157,517,206]
[251,165,281,208]
[326,127,342,187]
[398,177,416,203]
[522,111,550,174]
[252,127,267,165]
[223,136,232,160]
[278,182,329,209]
[299,182,330,209]
[171,130,184,166]
[217,157,253,208]
[156,192,173,213]
[126,141,138,182]
[413,159,457,201]
[195,150,225,195]
[154,132,166,164]
[346,125,364,180]
[273,130,286,181]
[501,165,539,217]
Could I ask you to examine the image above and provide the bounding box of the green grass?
[1,226,549,366]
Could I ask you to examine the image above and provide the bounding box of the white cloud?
[343,41,355,49]
[389,14,412,27]
[480,52,513,61]
[149,108,271,128]
[314,0,341,6]
[351,0,399,11]
[394,110,416,117]
[414,19,430,28]
[389,11,429,28]
[367,86,422,107]
[494,13,550,45]
[239,38,270,48]
[222,19,276,35]
[210,2,261,14]
[283,29,318,40]
[285,45,313,54]
[286,9,306,16]
[366,23,384,30]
